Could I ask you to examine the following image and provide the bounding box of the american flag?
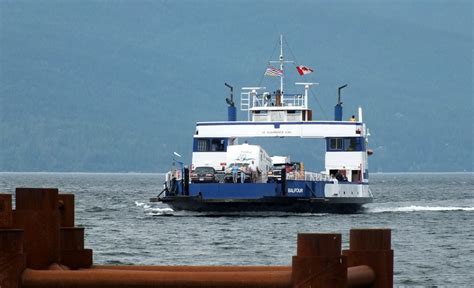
[265,66,283,77]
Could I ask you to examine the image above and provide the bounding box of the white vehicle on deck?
[225,143,272,183]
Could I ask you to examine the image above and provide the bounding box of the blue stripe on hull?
[189,180,328,199]
[189,183,278,199]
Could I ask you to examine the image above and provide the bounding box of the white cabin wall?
[197,122,363,138]
[325,152,365,171]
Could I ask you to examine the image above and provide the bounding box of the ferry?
[154,35,373,213]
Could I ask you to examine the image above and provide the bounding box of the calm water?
[1,172,473,286]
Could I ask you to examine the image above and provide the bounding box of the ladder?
[240,92,250,111]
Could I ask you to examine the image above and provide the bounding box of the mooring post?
[13,188,61,269]
[343,228,393,288]
[0,193,26,288]
[0,194,13,228]
[291,233,347,287]
[58,193,93,269]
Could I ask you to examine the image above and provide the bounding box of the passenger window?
[344,138,357,151]
[330,138,343,150]
[197,139,208,152]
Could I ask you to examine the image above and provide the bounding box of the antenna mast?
[279,34,284,94]
[270,34,293,96]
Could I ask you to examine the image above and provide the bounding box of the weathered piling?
[292,233,347,287]
[0,193,26,288]
[0,188,393,288]
[343,228,393,287]
[13,188,61,269]
[58,194,75,227]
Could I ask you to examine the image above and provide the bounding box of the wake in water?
[135,201,174,216]
[366,205,474,213]
[134,201,331,217]
[136,200,474,216]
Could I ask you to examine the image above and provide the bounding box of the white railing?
[244,93,306,109]
[282,94,305,107]
[304,171,332,182]
[283,171,331,181]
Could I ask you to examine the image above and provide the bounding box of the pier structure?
[1,188,392,287]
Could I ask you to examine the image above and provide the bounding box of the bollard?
[291,233,347,287]
[343,229,393,288]
[13,188,61,269]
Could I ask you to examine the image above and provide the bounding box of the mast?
[270,34,292,96]
[279,34,284,95]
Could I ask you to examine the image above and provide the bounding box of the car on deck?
[190,166,219,183]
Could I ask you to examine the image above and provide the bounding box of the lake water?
[1,172,472,286]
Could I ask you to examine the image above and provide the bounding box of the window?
[328,137,364,151]
[194,138,228,152]
[344,138,357,151]
[211,139,225,151]
[197,139,208,152]
[330,138,343,150]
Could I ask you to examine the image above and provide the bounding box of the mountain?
[0,0,472,172]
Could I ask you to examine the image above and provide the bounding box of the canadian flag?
[296,65,314,76]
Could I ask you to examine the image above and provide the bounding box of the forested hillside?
[1,1,472,172]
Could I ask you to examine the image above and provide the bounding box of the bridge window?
[327,137,365,151]
[344,138,357,151]
[194,138,227,152]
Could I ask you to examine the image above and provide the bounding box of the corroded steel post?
[13,188,61,269]
[291,233,347,287]
[58,194,75,227]
[58,193,92,269]
[0,194,13,228]
[0,193,26,288]
[343,228,393,288]
[60,227,93,269]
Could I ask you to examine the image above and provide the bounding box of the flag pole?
[279,34,284,95]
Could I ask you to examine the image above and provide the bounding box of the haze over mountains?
[1,1,472,172]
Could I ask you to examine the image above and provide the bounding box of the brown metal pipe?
[347,265,375,287]
[21,268,292,288]
[89,265,291,272]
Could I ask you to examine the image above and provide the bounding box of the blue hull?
[161,181,372,214]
